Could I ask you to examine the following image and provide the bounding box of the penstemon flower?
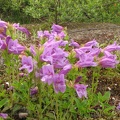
[103,41,120,52]
[7,39,25,54]
[0,113,8,119]
[76,53,97,67]
[40,64,54,85]
[116,103,120,110]
[53,74,66,93]
[30,86,38,96]
[13,23,30,36]
[84,39,98,47]
[69,39,80,48]
[51,24,63,33]
[74,84,88,98]
[0,20,7,37]
[19,56,34,73]
[99,51,119,68]
[30,45,36,56]
[59,64,72,75]
[0,38,7,49]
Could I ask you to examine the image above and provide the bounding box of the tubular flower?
[76,53,97,68]
[99,51,119,68]
[19,56,34,73]
[0,20,7,37]
[103,41,120,52]
[30,45,36,56]
[116,103,120,110]
[99,57,119,68]
[41,64,54,85]
[13,23,30,36]
[74,84,88,98]
[53,74,66,93]
[40,40,68,66]
[59,64,72,75]
[7,39,25,54]
[69,39,80,48]
[0,38,6,49]
[84,39,98,47]
[51,24,63,33]
[30,86,38,96]
[0,113,8,119]
[37,31,44,39]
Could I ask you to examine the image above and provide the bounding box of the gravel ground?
[66,23,120,44]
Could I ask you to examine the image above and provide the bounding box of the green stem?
[55,97,58,120]
[38,79,42,119]
[92,67,100,93]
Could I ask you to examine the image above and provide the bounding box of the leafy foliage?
[0,0,120,24]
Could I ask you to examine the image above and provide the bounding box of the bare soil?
[65,22,120,44]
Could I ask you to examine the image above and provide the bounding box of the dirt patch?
[65,22,120,44]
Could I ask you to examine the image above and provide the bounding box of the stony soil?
[65,22,120,44]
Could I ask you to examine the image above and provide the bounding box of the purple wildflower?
[7,38,25,54]
[74,76,82,84]
[44,30,50,38]
[58,40,68,46]
[41,64,54,85]
[0,113,8,119]
[30,45,36,56]
[76,60,97,68]
[99,57,119,68]
[57,31,66,39]
[74,84,88,98]
[13,23,30,36]
[41,41,68,65]
[30,86,38,96]
[75,46,100,59]
[53,56,69,69]
[37,31,44,39]
[51,24,63,33]
[59,64,72,75]
[0,34,5,39]
[19,56,34,73]
[99,51,119,68]
[53,74,66,93]
[0,20,7,37]
[0,38,6,49]
[103,41,120,52]
[40,45,53,63]
[69,40,80,48]
[84,39,98,47]
[76,53,97,67]
[0,20,7,28]
[116,103,120,110]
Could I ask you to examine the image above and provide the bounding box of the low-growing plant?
[0,20,120,120]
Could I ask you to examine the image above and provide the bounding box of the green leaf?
[0,98,8,108]
[74,98,81,110]
[12,104,22,113]
[46,112,55,119]
[103,106,115,115]
[98,91,110,102]
[0,90,6,97]
[102,91,110,102]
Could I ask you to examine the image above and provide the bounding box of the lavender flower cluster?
[0,20,120,119]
